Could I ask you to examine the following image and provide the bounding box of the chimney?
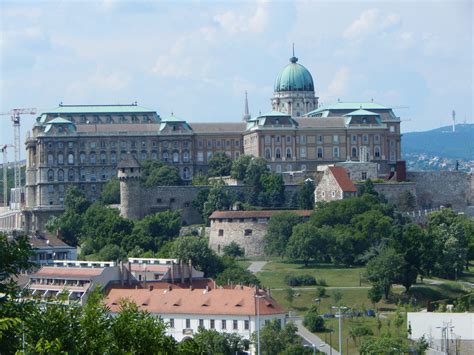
[128,260,131,286]
[180,260,184,284]
[188,259,193,286]
[149,285,154,292]
[168,284,172,291]
[189,285,194,291]
[205,285,210,293]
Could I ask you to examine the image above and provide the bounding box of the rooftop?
[41,104,156,114]
[328,166,357,192]
[209,210,313,219]
[32,267,105,279]
[308,101,390,115]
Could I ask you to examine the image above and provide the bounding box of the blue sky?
[0,0,472,158]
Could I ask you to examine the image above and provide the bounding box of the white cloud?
[214,0,269,34]
[343,9,401,40]
[66,68,130,98]
[319,67,350,103]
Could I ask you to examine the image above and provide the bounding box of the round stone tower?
[117,153,143,220]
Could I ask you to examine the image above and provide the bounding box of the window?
[58,184,64,193]
[68,169,75,181]
[57,153,64,165]
[57,169,64,181]
[210,319,215,329]
[286,148,292,159]
[333,135,339,143]
[374,134,380,143]
[300,147,306,158]
[244,229,252,236]
[318,135,323,143]
[183,151,190,162]
[169,319,174,328]
[264,135,271,144]
[352,135,357,143]
[207,151,213,160]
[322,191,325,197]
[265,148,271,159]
[351,147,357,158]
[244,320,249,330]
[151,151,157,160]
[363,134,368,143]
[276,165,281,173]
[207,140,212,148]
[197,152,204,162]
[111,152,117,164]
[362,172,367,180]
[183,167,190,179]
[390,126,395,133]
[218,229,224,236]
[48,185,54,193]
[100,152,107,163]
[47,169,54,182]
[89,152,96,164]
[67,153,74,165]
[199,319,204,328]
[286,164,292,171]
[275,148,281,159]
[79,152,86,164]
[300,135,306,144]
[216,140,221,148]
[275,136,281,143]
[68,142,74,149]
[162,151,169,162]
[317,147,323,158]
[235,140,240,147]
[301,164,307,171]
[47,153,54,166]
[173,151,179,163]
[374,146,381,158]
[186,319,191,328]
[333,147,340,158]
[90,142,96,149]
[233,320,238,330]
[286,135,291,143]
[331,191,336,197]
[222,320,226,329]
[111,141,116,149]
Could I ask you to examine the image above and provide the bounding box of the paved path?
[291,317,339,355]
[247,261,267,273]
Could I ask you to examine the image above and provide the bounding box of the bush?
[303,312,325,332]
[318,278,328,286]
[316,286,326,298]
[284,274,317,287]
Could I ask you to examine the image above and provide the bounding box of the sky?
[0,0,472,159]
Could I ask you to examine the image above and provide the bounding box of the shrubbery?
[284,274,317,286]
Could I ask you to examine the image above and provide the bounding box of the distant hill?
[402,124,474,160]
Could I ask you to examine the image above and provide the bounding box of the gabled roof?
[328,166,357,192]
[47,117,75,124]
[344,109,380,117]
[117,153,141,169]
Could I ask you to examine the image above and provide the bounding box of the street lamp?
[314,298,321,311]
[332,306,349,354]
[255,293,265,355]
[303,343,317,355]
[436,321,454,355]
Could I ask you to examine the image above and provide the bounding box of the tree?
[366,247,404,299]
[254,320,301,355]
[192,188,210,217]
[259,172,285,207]
[397,190,416,211]
[359,335,408,354]
[192,173,209,186]
[202,184,232,224]
[215,266,260,287]
[303,306,325,332]
[367,283,383,307]
[222,241,244,257]
[230,155,252,181]
[286,223,328,266]
[100,178,120,204]
[208,151,232,177]
[284,287,295,306]
[298,179,315,210]
[359,178,378,196]
[349,324,373,346]
[193,327,247,354]
[264,212,303,257]
[145,165,182,186]
[170,236,223,277]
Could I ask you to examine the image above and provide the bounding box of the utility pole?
[332,306,348,354]
[255,293,265,355]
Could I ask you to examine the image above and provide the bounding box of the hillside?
[402,124,473,171]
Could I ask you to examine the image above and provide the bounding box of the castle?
[18,52,403,232]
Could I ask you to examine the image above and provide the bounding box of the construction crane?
[0,108,37,190]
[0,144,14,207]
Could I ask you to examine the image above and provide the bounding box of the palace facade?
[24,53,401,231]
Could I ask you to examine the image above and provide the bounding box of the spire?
[242,91,251,122]
[290,43,298,63]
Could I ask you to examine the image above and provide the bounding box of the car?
[366,309,376,317]
[323,312,335,318]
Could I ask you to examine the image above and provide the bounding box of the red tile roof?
[209,210,312,219]
[32,267,104,279]
[130,264,171,273]
[105,286,285,316]
[328,166,357,192]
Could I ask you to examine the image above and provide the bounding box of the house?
[28,231,77,265]
[314,166,357,203]
[105,285,286,346]
[208,210,312,256]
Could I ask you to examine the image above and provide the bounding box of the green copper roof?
[47,117,75,124]
[42,104,157,114]
[308,101,389,115]
[161,114,186,123]
[344,109,380,117]
[258,110,290,117]
[274,56,314,92]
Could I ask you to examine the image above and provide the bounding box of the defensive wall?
[355,182,418,207]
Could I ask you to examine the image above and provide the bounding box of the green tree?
[264,212,303,257]
[259,172,285,207]
[303,306,325,332]
[202,184,232,224]
[193,327,247,354]
[349,324,373,346]
[145,165,182,186]
[100,177,120,204]
[215,266,260,287]
[287,223,329,266]
[359,335,408,355]
[367,283,383,307]
[208,151,233,177]
[298,179,315,210]
[366,247,404,299]
[254,320,301,355]
[284,287,296,306]
[171,236,223,277]
[397,190,416,211]
[230,155,252,181]
[192,173,209,186]
[222,241,245,257]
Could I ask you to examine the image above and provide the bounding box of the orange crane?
[0,108,37,191]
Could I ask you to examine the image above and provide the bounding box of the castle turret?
[118,153,142,220]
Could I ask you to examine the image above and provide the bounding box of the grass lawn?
[257,261,368,288]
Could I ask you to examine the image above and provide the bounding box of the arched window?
[120,151,126,161]
[183,151,189,162]
[275,148,281,159]
[68,169,75,181]
[140,151,147,160]
[265,148,271,159]
[89,152,96,164]
[79,152,86,164]
[286,148,292,158]
[183,167,190,179]
[151,151,157,160]
[110,151,117,164]
[351,147,357,158]
[374,146,381,158]
[333,147,340,158]
[47,169,54,182]
[100,151,107,164]
[286,164,292,172]
[68,153,74,165]
[276,165,282,173]
[162,151,169,162]
[47,153,54,166]
[58,169,64,181]
[172,151,179,163]
[317,147,323,158]
[57,153,64,165]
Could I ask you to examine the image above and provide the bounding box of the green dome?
[274,56,314,92]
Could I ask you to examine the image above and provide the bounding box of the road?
[247,261,267,273]
[291,317,340,355]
